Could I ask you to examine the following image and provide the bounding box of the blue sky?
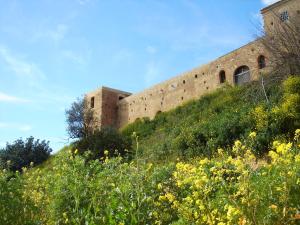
[0,0,279,152]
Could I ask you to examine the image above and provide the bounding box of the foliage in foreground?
[0,137,52,171]
[1,130,300,224]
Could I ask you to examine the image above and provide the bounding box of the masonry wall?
[262,0,300,33]
[86,0,297,130]
[117,39,269,128]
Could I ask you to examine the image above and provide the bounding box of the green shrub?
[74,127,132,159]
[283,76,300,94]
[0,137,52,171]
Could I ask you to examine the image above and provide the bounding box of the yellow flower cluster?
[155,131,300,224]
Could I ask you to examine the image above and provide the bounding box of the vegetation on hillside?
[1,76,300,224]
[122,76,300,162]
[1,129,300,224]
[74,127,132,160]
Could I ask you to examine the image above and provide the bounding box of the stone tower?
[85,87,131,128]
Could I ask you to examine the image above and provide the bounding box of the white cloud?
[144,61,161,87]
[32,24,68,43]
[261,0,280,5]
[0,122,32,132]
[61,50,88,65]
[78,0,90,5]
[113,49,134,64]
[146,45,157,54]
[19,125,32,132]
[49,24,68,42]
[0,46,45,81]
[0,91,28,103]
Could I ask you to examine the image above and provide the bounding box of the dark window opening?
[206,87,209,90]
[183,80,186,84]
[280,11,289,22]
[258,55,266,69]
[119,96,124,100]
[234,65,251,85]
[90,97,95,108]
[195,74,198,78]
[181,96,184,100]
[204,81,206,84]
[219,70,226,83]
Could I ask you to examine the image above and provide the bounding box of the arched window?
[219,70,226,83]
[234,66,250,85]
[258,55,266,69]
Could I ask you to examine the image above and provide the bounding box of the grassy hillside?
[122,76,297,162]
[1,75,300,225]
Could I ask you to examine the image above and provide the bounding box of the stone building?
[86,0,300,129]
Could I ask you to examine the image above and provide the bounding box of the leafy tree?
[0,137,52,171]
[65,97,96,139]
[74,127,131,160]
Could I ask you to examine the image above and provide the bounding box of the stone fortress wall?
[86,0,300,129]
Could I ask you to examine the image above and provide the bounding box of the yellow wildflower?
[273,140,280,148]
[249,131,257,139]
[295,129,300,140]
[269,151,279,161]
[199,158,209,165]
[295,154,300,163]
[157,183,162,190]
[269,204,278,210]
[217,148,224,155]
[165,193,175,202]
[158,195,166,201]
[276,143,292,155]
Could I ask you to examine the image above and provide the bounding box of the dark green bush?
[74,127,132,159]
[0,137,52,171]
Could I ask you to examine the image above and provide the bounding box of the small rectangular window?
[91,97,95,108]
[280,11,289,22]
